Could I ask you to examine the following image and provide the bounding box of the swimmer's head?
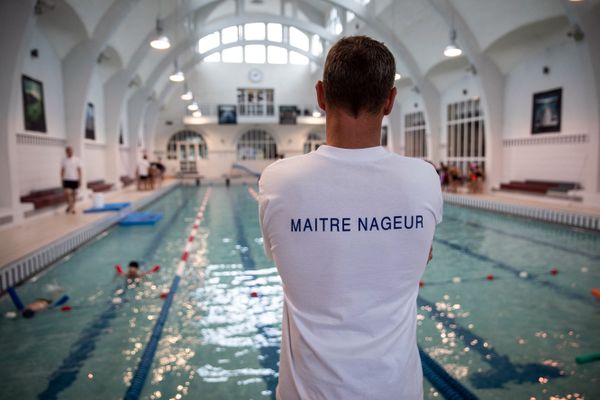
[22,309,35,318]
[128,261,140,269]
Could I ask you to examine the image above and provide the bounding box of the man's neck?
[325,108,383,149]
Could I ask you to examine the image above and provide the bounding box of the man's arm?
[258,179,273,260]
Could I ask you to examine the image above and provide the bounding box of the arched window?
[166,130,208,161]
[237,129,277,160]
[303,132,325,154]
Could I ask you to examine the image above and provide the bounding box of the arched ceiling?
[35,0,585,104]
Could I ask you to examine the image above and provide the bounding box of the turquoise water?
[0,185,598,399]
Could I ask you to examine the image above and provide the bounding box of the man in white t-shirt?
[61,146,82,214]
[137,155,150,190]
[259,36,443,399]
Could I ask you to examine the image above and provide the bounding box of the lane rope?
[124,188,211,400]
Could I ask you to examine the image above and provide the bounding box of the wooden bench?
[120,175,134,187]
[499,180,581,195]
[20,187,65,210]
[87,180,113,192]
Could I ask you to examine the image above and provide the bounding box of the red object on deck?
[61,305,72,311]
[486,274,494,281]
[250,291,259,298]
[419,280,425,288]
[550,268,559,276]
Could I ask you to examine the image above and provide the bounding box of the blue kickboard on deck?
[119,212,162,226]
[84,202,131,213]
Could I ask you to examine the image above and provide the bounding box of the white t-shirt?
[259,145,443,400]
[61,156,81,181]
[137,159,150,176]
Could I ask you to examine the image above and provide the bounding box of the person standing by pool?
[61,146,82,214]
[259,36,443,399]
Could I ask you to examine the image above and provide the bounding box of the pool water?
[0,185,598,400]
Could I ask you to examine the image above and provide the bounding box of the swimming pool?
[0,185,598,399]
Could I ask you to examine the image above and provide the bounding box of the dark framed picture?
[85,102,95,140]
[279,105,299,125]
[21,75,47,133]
[531,88,562,134]
[218,105,237,124]
[119,125,124,145]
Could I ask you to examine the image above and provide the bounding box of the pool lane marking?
[434,237,595,305]
[443,215,600,260]
[124,188,211,400]
[244,189,477,399]
[37,192,197,400]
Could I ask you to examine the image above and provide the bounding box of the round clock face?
[248,68,263,83]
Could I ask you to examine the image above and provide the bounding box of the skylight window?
[245,45,266,63]
[221,26,238,44]
[289,51,309,65]
[267,23,282,42]
[198,32,220,53]
[311,35,323,56]
[222,46,243,63]
[289,27,309,51]
[244,23,265,41]
[327,8,343,35]
[267,46,287,64]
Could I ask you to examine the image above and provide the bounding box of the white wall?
[15,26,67,195]
[152,61,324,179]
[84,143,107,182]
[19,26,66,138]
[502,41,598,190]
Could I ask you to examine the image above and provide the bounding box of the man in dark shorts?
[61,146,82,214]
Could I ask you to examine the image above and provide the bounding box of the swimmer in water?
[22,298,52,318]
[115,261,160,281]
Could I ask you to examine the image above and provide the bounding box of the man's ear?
[316,81,327,111]
[383,86,397,116]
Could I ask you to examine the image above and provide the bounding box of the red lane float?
[592,288,600,300]
[486,274,494,281]
[550,268,559,276]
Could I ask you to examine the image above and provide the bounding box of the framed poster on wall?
[21,75,47,133]
[218,105,237,124]
[85,102,95,140]
[531,88,562,134]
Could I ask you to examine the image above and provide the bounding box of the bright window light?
[245,45,266,63]
[222,46,243,63]
[311,35,323,56]
[346,11,355,22]
[289,27,309,51]
[198,32,220,53]
[221,26,238,44]
[244,23,265,40]
[289,51,309,65]
[204,52,221,62]
[267,46,287,64]
[267,23,282,42]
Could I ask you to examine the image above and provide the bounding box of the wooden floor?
[0,181,177,269]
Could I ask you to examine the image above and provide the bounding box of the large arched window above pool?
[237,129,277,160]
[303,132,325,154]
[198,23,326,66]
[166,130,208,161]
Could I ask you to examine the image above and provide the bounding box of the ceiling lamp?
[169,60,185,82]
[394,73,401,81]
[444,29,462,57]
[181,90,193,101]
[192,110,202,118]
[187,101,199,111]
[150,19,171,50]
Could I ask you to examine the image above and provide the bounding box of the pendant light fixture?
[192,110,202,118]
[443,2,462,58]
[187,101,199,111]
[181,86,193,101]
[150,18,171,50]
[169,60,185,82]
